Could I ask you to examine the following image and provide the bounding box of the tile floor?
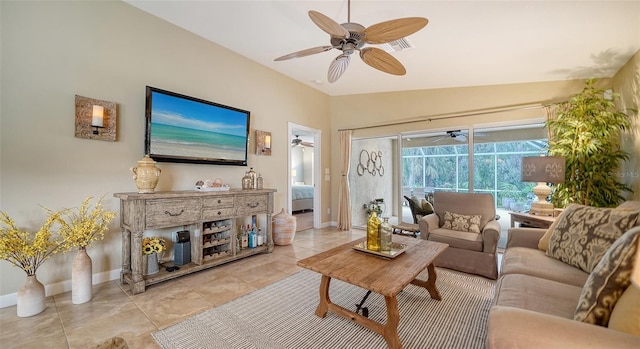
[0,228,366,349]
[0,227,501,349]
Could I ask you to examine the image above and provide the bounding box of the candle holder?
[255,130,272,155]
[74,95,117,141]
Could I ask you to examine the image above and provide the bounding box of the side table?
[509,212,556,229]
[392,222,420,237]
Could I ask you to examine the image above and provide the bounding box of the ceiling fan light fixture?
[274,1,429,81]
[328,54,351,83]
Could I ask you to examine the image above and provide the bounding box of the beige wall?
[613,50,640,201]
[349,138,394,227]
[0,1,330,298]
[328,80,614,223]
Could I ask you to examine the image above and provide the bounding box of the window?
[400,124,547,223]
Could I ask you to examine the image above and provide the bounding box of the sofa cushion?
[494,274,583,318]
[433,191,495,230]
[608,285,640,335]
[574,226,640,326]
[428,228,483,251]
[537,214,561,251]
[501,247,589,287]
[442,211,481,233]
[539,201,640,252]
[617,200,640,212]
[547,204,639,273]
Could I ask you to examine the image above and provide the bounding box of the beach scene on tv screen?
[150,91,248,161]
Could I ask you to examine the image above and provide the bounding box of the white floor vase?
[72,247,92,304]
[17,274,46,317]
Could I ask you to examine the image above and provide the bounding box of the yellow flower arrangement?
[0,209,68,276]
[55,196,117,250]
[0,196,117,276]
[143,236,165,255]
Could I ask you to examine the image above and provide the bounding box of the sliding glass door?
[400,130,470,224]
[399,124,548,227]
[473,125,548,211]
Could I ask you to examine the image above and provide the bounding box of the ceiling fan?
[291,135,314,147]
[447,130,467,142]
[429,130,488,143]
[274,0,429,83]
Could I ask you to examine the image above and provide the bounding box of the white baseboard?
[319,221,336,228]
[0,268,122,309]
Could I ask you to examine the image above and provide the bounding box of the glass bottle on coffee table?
[380,217,392,252]
[367,211,381,251]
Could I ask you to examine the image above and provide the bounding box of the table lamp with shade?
[521,156,565,216]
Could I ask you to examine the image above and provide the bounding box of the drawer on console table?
[203,196,234,208]
[202,207,235,220]
[236,195,268,215]
[202,196,235,220]
[145,198,202,229]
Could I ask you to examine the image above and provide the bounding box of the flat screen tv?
[145,86,250,166]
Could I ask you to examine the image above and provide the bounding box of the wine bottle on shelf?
[248,229,255,248]
[241,225,248,249]
[257,228,264,246]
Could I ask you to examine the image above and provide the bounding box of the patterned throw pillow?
[442,211,481,233]
[574,226,640,326]
[546,204,639,273]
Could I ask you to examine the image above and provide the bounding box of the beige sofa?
[487,201,640,348]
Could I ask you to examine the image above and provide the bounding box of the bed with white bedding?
[292,184,314,212]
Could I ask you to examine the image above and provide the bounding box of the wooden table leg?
[383,295,402,349]
[315,275,331,318]
[120,228,131,284]
[312,275,405,348]
[410,263,442,300]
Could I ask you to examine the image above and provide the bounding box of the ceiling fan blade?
[274,46,334,61]
[309,10,350,39]
[359,47,406,76]
[364,17,428,44]
[327,54,351,83]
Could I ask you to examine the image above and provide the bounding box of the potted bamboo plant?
[547,79,632,208]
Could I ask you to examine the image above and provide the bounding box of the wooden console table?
[509,212,555,229]
[114,189,275,294]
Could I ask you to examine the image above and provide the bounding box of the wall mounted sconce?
[255,130,272,156]
[75,95,117,141]
[91,105,104,135]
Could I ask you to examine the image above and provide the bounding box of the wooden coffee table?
[297,235,448,349]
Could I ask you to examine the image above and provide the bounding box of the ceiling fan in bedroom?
[291,135,313,147]
[274,0,429,83]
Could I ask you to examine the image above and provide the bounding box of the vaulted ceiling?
[126,1,640,96]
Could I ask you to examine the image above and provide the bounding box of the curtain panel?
[337,130,353,230]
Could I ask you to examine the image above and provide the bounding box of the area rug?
[153,268,495,349]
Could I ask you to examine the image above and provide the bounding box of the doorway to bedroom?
[288,122,321,232]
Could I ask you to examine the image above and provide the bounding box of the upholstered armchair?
[418,191,500,279]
